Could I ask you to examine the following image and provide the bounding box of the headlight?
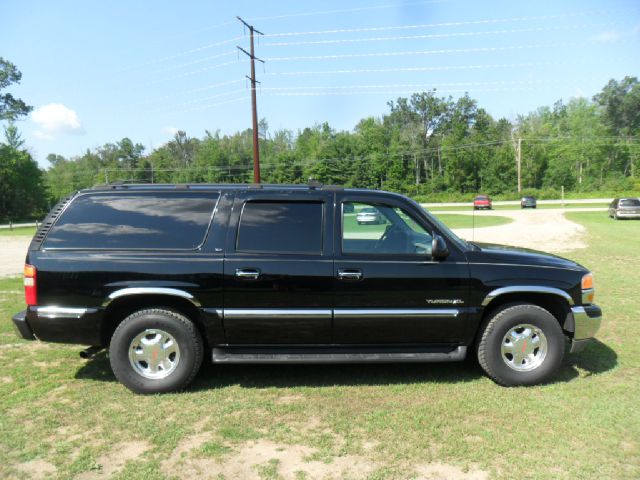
[581,273,595,304]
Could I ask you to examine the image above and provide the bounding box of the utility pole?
[517,137,522,193]
[512,131,522,193]
[237,17,264,183]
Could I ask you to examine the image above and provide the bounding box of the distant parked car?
[473,195,492,210]
[608,198,640,220]
[521,196,537,209]
[356,207,383,224]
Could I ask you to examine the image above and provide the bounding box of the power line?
[123,35,245,71]
[246,0,448,22]
[261,87,538,98]
[149,51,237,75]
[263,60,575,77]
[176,95,250,114]
[261,12,603,38]
[143,79,246,103]
[156,89,249,112]
[263,43,579,61]
[261,24,595,47]
[259,80,548,92]
[139,59,244,87]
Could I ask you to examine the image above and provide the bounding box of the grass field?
[427,203,609,212]
[0,214,638,479]
[0,226,36,237]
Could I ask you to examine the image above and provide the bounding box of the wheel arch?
[100,292,206,348]
[478,289,574,342]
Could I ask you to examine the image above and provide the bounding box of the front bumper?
[569,305,602,353]
[12,310,35,340]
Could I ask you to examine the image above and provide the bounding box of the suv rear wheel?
[109,308,203,394]
[477,304,565,386]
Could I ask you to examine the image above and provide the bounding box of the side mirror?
[431,235,449,260]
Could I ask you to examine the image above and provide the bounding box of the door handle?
[235,268,261,280]
[337,269,363,280]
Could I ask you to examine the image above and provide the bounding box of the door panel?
[223,257,333,343]
[223,191,334,345]
[333,195,470,344]
[333,260,469,343]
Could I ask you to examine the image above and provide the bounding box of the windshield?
[619,198,640,207]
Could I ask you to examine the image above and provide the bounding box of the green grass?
[0,214,638,479]
[0,226,36,236]
[427,203,609,212]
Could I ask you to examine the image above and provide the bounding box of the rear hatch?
[618,199,640,214]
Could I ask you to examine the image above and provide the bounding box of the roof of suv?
[81,183,411,201]
[86,182,344,192]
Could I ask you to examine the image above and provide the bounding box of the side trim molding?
[36,306,98,319]
[103,287,201,307]
[334,308,459,318]
[223,309,332,320]
[481,286,574,307]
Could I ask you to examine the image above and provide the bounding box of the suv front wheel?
[477,304,565,386]
[109,308,203,394]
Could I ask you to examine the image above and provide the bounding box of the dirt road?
[0,208,603,277]
[446,207,603,252]
[1,237,30,278]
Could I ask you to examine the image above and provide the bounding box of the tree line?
[1,54,639,221]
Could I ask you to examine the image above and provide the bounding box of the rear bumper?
[569,305,602,353]
[615,211,640,218]
[13,306,103,345]
[12,310,35,340]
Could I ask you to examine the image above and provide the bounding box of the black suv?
[12,184,602,393]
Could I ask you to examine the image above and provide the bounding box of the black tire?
[109,308,203,394]
[477,304,565,386]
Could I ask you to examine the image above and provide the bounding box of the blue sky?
[2,0,639,166]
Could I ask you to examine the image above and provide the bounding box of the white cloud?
[31,103,84,140]
[592,30,624,44]
[162,126,179,136]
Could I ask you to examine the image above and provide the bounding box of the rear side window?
[43,192,218,249]
[237,201,323,254]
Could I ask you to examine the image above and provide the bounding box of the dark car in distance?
[473,195,492,210]
[608,197,640,220]
[12,184,602,394]
[521,196,537,209]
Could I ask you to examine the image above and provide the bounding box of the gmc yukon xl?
[12,183,602,393]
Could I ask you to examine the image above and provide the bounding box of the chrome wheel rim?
[500,324,548,372]
[128,329,180,379]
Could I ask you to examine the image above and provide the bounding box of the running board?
[211,346,467,364]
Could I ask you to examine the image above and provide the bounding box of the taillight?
[24,264,37,306]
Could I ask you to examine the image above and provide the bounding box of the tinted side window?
[343,202,432,255]
[237,201,323,254]
[44,192,218,249]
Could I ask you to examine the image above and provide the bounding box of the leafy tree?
[0,58,32,121]
[0,125,47,220]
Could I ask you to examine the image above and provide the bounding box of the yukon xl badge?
[426,299,464,305]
